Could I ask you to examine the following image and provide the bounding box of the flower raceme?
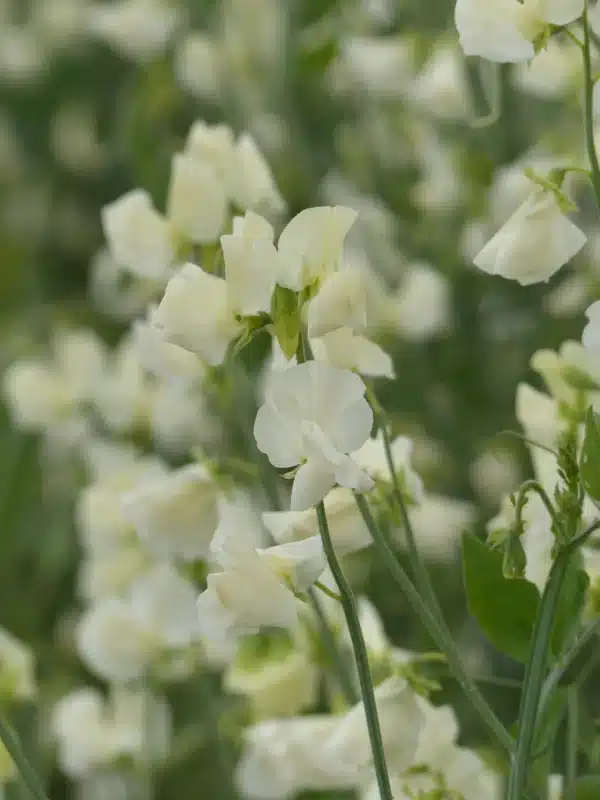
[253,361,375,511]
[455,0,585,63]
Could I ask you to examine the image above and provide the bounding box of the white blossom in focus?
[254,361,374,510]
[152,263,242,366]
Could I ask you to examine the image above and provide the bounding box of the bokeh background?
[0,0,598,798]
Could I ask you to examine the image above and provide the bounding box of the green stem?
[540,619,600,709]
[583,0,600,208]
[308,586,358,706]
[507,552,572,800]
[315,501,393,800]
[0,715,48,800]
[367,388,443,624]
[566,687,579,799]
[354,494,513,754]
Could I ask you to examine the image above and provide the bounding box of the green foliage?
[270,285,300,360]
[581,409,600,506]
[462,534,540,663]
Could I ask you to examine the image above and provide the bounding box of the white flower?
[263,486,371,556]
[52,687,171,778]
[307,269,368,338]
[392,262,452,341]
[76,597,159,681]
[133,309,204,385]
[227,133,285,214]
[122,463,220,561]
[185,121,235,179]
[198,521,325,645]
[166,153,228,244]
[237,677,423,798]
[86,0,181,62]
[312,328,394,378]
[324,677,424,787]
[76,565,199,681]
[225,631,318,720]
[174,33,221,100]
[455,0,584,63]
[254,361,374,510]
[101,189,173,280]
[153,263,242,365]
[473,186,586,285]
[221,212,280,315]
[276,206,358,291]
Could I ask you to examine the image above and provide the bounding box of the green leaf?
[271,284,300,360]
[462,534,541,663]
[574,775,600,799]
[581,408,600,504]
[551,558,589,657]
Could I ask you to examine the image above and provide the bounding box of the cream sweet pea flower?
[86,0,181,63]
[220,212,280,315]
[153,263,242,366]
[276,206,358,291]
[76,564,199,681]
[237,677,423,799]
[101,189,173,280]
[227,133,285,214]
[52,687,171,779]
[197,519,325,644]
[254,361,374,511]
[263,486,371,556]
[166,152,228,244]
[455,0,584,63]
[307,268,368,338]
[473,186,586,285]
[312,328,394,378]
[122,463,220,561]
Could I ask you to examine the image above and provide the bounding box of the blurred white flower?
[102,190,173,281]
[76,564,199,681]
[122,463,220,561]
[53,687,171,778]
[167,153,228,245]
[175,33,221,100]
[254,361,374,510]
[86,0,181,62]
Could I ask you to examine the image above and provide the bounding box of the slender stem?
[315,501,393,800]
[0,715,48,800]
[583,0,600,208]
[307,586,358,706]
[567,518,600,550]
[367,387,444,625]
[540,618,600,709]
[507,552,572,800]
[566,687,579,799]
[315,580,342,603]
[354,493,513,754]
[515,481,562,534]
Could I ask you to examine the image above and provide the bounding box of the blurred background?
[0,0,598,798]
